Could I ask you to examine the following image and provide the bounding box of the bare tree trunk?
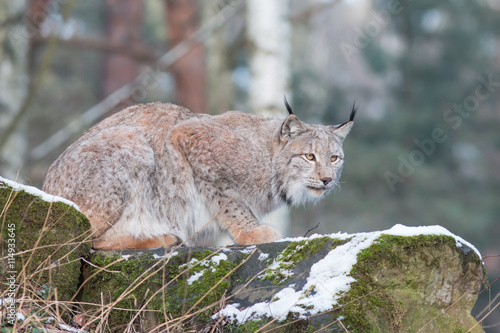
[247,0,292,235]
[203,3,232,115]
[0,0,37,179]
[101,0,143,117]
[165,0,206,113]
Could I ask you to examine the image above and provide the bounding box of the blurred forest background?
[0,0,499,330]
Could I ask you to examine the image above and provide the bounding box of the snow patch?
[215,224,481,323]
[258,252,269,261]
[152,251,178,259]
[182,253,229,285]
[187,271,205,285]
[57,323,89,332]
[0,176,80,211]
[211,253,228,265]
[239,245,256,254]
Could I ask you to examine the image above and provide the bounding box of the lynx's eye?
[330,155,339,162]
[304,153,316,161]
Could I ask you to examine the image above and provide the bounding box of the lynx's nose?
[321,177,333,186]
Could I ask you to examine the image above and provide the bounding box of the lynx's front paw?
[232,225,282,245]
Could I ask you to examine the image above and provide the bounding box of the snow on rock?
[215,224,481,324]
[57,323,89,332]
[152,251,178,260]
[0,175,80,211]
[182,252,229,285]
[239,245,256,254]
[210,253,228,265]
[258,252,269,261]
[383,224,481,258]
[187,271,205,285]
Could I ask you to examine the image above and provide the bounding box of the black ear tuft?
[334,101,358,129]
[330,101,357,140]
[284,95,294,115]
[350,101,357,122]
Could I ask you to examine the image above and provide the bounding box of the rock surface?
[0,177,486,332]
[0,177,91,301]
[80,227,485,333]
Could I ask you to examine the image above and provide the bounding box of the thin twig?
[476,287,500,318]
[482,254,500,260]
[469,296,500,332]
[304,222,320,237]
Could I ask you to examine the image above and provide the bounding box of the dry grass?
[1,184,500,332]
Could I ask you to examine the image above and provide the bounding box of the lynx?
[43,99,356,250]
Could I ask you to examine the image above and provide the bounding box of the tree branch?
[29,0,245,161]
[0,0,75,155]
[32,34,159,63]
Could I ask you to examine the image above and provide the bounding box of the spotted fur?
[43,102,354,249]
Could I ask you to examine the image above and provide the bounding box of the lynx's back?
[43,101,355,249]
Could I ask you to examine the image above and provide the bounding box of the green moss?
[259,236,349,285]
[166,250,238,320]
[81,249,241,330]
[0,181,91,301]
[230,315,328,333]
[233,319,264,333]
[81,252,166,327]
[337,234,481,332]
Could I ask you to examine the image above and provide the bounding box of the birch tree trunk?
[0,1,30,179]
[247,0,292,235]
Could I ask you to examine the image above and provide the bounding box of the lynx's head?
[272,98,356,206]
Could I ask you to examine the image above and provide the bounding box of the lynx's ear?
[331,102,357,140]
[280,114,307,143]
[280,97,307,142]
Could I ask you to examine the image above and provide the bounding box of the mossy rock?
[77,239,339,332]
[237,233,484,333]
[78,247,246,332]
[78,229,484,333]
[0,177,485,332]
[0,177,91,301]
[339,234,485,333]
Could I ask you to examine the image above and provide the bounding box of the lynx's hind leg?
[43,126,158,242]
